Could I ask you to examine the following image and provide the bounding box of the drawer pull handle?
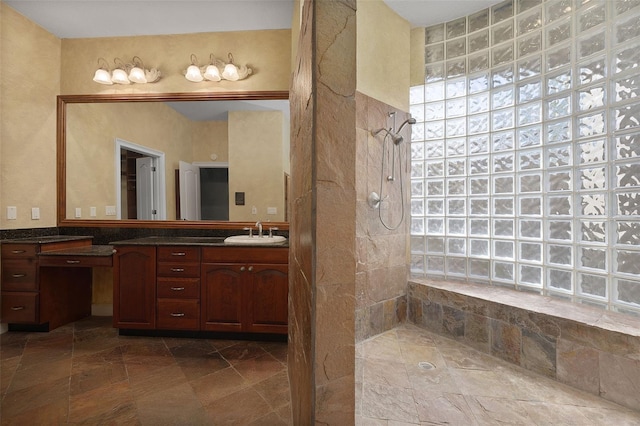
[66,260,81,264]
[12,273,27,278]
[170,268,185,272]
[240,266,246,272]
[248,266,254,272]
[171,252,186,256]
[170,287,185,291]
[11,250,26,254]
[11,306,25,311]
[170,313,185,317]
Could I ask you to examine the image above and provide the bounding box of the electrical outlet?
[75,207,82,218]
[251,206,257,215]
[90,207,97,217]
[31,207,40,220]
[7,206,17,220]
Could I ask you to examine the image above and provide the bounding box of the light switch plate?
[267,207,277,215]
[105,206,116,216]
[7,206,17,220]
[90,207,97,217]
[31,207,40,220]
[75,207,82,218]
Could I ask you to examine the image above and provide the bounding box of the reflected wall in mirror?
[58,92,290,228]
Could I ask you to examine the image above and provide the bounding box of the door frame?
[114,138,167,220]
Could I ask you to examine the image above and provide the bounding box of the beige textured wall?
[60,30,291,95]
[191,121,229,163]
[66,102,194,220]
[410,27,426,86]
[1,4,291,230]
[228,111,285,222]
[357,0,411,111]
[1,4,61,229]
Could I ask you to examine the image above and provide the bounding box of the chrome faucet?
[255,221,263,237]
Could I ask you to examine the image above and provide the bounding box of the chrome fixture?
[256,221,263,237]
[369,112,416,230]
[93,57,161,85]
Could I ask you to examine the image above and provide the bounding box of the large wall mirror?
[57,92,290,230]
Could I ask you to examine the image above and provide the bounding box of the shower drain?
[418,361,436,370]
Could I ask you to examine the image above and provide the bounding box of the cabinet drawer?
[1,244,37,258]
[39,255,113,268]
[157,299,200,330]
[202,247,289,264]
[157,278,200,298]
[1,260,38,291]
[157,263,200,278]
[157,246,200,263]
[1,292,38,323]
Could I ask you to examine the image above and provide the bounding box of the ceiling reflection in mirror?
[63,96,290,224]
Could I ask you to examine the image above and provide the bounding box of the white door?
[136,157,156,220]
[179,161,201,220]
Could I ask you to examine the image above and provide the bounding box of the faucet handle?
[243,226,253,238]
[268,227,279,238]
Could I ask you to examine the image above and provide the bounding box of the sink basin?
[224,235,287,245]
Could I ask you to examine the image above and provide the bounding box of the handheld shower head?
[397,117,417,134]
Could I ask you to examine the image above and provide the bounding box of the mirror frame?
[57,91,290,230]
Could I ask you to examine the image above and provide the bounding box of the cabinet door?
[201,263,244,332]
[247,264,288,334]
[113,246,156,329]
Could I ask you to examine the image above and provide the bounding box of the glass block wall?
[409,0,640,315]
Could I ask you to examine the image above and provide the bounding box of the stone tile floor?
[0,316,291,425]
[356,324,640,425]
[3,318,640,425]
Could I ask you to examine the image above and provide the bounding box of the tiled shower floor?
[356,324,640,425]
[2,318,639,424]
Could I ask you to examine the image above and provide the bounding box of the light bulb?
[222,63,239,81]
[128,66,147,83]
[93,69,113,85]
[111,69,130,84]
[203,65,221,81]
[185,64,203,82]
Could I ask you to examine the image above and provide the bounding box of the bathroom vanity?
[112,236,289,335]
[0,235,113,331]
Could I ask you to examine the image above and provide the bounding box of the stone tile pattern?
[355,93,410,343]
[289,0,357,423]
[356,324,640,425]
[408,279,640,411]
[0,317,291,425]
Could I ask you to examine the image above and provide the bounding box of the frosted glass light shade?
[185,65,203,82]
[111,69,130,84]
[93,69,113,85]
[203,65,221,81]
[128,66,147,83]
[222,63,239,81]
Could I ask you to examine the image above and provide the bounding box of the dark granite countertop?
[110,236,288,247]
[1,235,93,244]
[38,245,115,257]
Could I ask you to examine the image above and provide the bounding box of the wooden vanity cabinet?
[156,246,200,330]
[1,238,92,330]
[201,247,288,334]
[113,245,156,329]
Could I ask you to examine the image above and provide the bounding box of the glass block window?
[413,0,640,316]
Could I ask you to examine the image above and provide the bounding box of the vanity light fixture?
[185,52,252,82]
[92,58,113,85]
[92,57,161,85]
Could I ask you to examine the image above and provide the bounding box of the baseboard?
[91,304,113,317]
